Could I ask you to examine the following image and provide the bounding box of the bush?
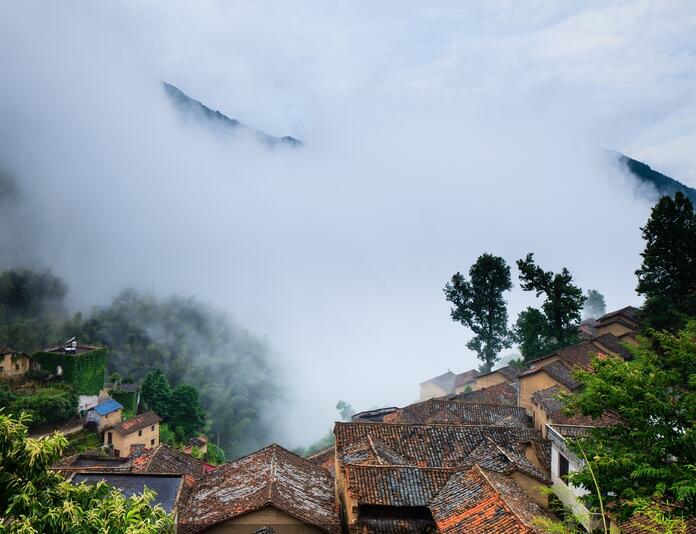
[9,386,77,426]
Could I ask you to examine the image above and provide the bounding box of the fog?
[1,1,694,446]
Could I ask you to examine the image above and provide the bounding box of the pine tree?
[444,253,512,373]
[583,289,607,320]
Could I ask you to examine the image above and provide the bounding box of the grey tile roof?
[385,400,531,428]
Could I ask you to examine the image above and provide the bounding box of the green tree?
[168,384,206,442]
[512,307,555,363]
[515,253,585,359]
[0,412,172,532]
[583,289,607,320]
[564,322,696,519]
[140,369,171,419]
[636,192,696,332]
[444,253,513,372]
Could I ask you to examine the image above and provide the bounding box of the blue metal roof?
[93,399,123,415]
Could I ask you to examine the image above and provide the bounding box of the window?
[151,425,155,431]
[138,430,142,437]
[107,432,113,445]
[15,363,20,371]
[150,439,155,446]
[558,453,570,479]
[114,449,120,458]
[0,365,3,374]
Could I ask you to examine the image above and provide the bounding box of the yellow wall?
[97,409,122,432]
[0,353,33,379]
[104,422,159,458]
[595,322,633,338]
[511,471,549,509]
[518,371,565,414]
[531,403,550,438]
[419,382,448,401]
[472,372,507,391]
[202,505,326,533]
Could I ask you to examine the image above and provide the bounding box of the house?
[86,398,123,432]
[32,340,107,397]
[419,370,457,400]
[472,364,522,391]
[453,381,518,406]
[453,369,480,393]
[334,421,551,510]
[518,360,581,414]
[178,444,339,533]
[593,306,640,339]
[383,398,531,428]
[70,472,184,514]
[419,369,480,400]
[334,420,554,532]
[546,424,604,532]
[183,435,208,456]
[0,345,36,380]
[104,412,161,458]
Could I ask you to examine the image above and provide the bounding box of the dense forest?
[0,270,279,458]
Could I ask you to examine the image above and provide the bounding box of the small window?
[138,430,142,437]
[150,439,155,446]
[15,363,20,371]
[107,432,113,445]
[558,453,570,479]
[0,365,3,373]
[151,425,155,431]
[114,449,120,458]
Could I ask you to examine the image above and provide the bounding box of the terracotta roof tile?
[178,444,338,534]
[430,466,552,533]
[306,446,336,476]
[451,382,518,406]
[110,412,161,436]
[385,400,530,428]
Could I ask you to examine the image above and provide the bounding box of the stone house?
[0,346,36,380]
[472,364,522,391]
[419,369,480,400]
[104,412,161,458]
[86,399,123,432]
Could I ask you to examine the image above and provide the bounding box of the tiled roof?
[532,386,619,428]
[476,365,523,382]
[351,407,399,422]
[93,399,123,416]
[454,369,480,387]
[619,510,696,533]
[520,360,580,390]
[110,412,161,436]
[132,445,208,479]
[384,400,530,428]
[0,345,18,354]
[593,333,633,360]
[341,436,411,466]
[430,466,551,533]
[178,444,339,534]
[466,437,549,483]
[420,371,456,391]
[596,306,640,327]
[306,446,336,477]
[345,465,457,507]
[357,515,437,534]
[452,382,518,406]
[71,473,183,513]
[52,452,132,474]
[335,422,547,472]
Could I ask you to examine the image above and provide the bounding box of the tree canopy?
[636,192,696,332]
[514,253,585,360]
[444,253,513,372]
[0,412,172,533]
[583,289,607,320]
[564,322,696,519]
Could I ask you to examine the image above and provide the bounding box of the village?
[0,304,670,533]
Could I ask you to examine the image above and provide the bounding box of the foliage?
[336,400,354,422]
[0,411,173,533]
[514,253,585,360]
[141,370,171,419]
[168,384,206,442]
[31,347,107,396]
[110,389,138,415]
[72,289,277,458]
[636,192,696,332]
[583,289,606,320]
[512,307,555,363]
[206,442,226,465]
[7,387,77,427]
[564,322,696,518]
[444,253,513,372]
[295,430,335,458]
[63,428,102,455]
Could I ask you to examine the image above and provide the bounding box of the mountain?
[162,82,301,147]
[615,152,696,204]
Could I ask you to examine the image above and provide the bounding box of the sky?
[0,1,695,445]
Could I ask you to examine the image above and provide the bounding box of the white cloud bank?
[0,1,694,444]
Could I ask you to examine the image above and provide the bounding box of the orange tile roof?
[110,412,161,436]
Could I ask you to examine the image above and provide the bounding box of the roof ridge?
[269,444,277,502]
[366,434,383,465]
[475,466,530,529]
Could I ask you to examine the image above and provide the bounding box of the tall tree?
[564,322,696,520]
[168,384,206,442]
[636,192,696,332]
[516,253,585,353]
[512,307,555,363]
[0,412,172,532]
[444,253,513,372]
[583,289,607,320]
[140,369,171,419]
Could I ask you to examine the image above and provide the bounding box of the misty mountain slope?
[163,82,301,147]
[616,152,696,204]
